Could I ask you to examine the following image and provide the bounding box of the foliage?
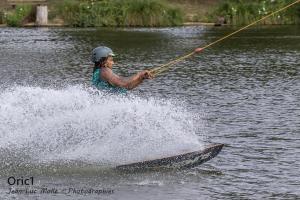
[0,9,5,24]
[55,0,183,27]
[6,5,33,27]
[215,0,300,25]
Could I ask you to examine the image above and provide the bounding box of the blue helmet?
[91,46,115,63]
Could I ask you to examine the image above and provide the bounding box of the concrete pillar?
[36,5,48,26]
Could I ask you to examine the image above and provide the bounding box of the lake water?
[0,25,299,199]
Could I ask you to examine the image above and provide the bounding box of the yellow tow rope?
[150,0,300,76]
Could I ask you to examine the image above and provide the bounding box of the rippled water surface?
[0,26,299,200]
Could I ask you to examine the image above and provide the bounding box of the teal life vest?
[92,68,127,94]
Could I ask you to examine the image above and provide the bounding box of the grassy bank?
[167,0,220,23]
[0,0,299,27]
[0,9,5,24]
[214,0,300,25]
[53,0,183,27]
[3,5,35,27]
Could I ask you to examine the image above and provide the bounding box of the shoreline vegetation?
[55,0,184,27]
[0,0,299,27]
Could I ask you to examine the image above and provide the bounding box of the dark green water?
[0,25,299,199]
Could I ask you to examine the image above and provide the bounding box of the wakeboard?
[116,143,224,171]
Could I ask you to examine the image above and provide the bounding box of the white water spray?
[0,85,204,167]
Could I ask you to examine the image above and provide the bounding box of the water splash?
[0,85,204,170]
